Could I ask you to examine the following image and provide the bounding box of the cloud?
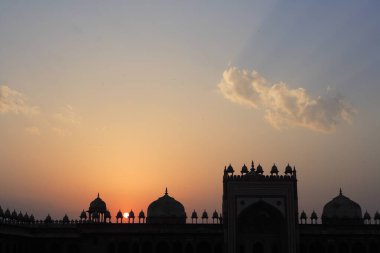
[218,67,355,133]
[51,127,71,137]
[53,104,81,125]
[0,85,39,115]
[25,126,41,135]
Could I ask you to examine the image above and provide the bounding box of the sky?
[0,0,379,221]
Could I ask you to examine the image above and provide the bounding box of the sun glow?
[123,212,129,219]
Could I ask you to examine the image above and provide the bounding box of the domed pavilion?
[147,188,186,224]
[322,189,363,225]
[88,193,107,222]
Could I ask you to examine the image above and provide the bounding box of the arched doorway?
[237,201,286,253]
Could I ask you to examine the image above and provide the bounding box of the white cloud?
[53,104,81,125]
[25,126,41,135]
[0,85,39,115]
[218,67,355,133]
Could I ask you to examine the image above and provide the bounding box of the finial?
[97,193,100,198]
[165,187,168,195]
[339,188,342,195]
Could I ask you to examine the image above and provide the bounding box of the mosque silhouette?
[0,162,379,253]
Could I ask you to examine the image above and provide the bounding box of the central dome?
[322,189,363,225]
[147,188,186,224]
[89,193,107,213]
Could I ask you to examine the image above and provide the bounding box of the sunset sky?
[1,1,380,221]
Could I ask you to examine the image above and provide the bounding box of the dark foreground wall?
[0,223,223,253]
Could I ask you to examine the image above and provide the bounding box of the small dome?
[241,164,248,174]
[30,214,35,222]
[139,210,145,219]
[270,164,279,175]
[202,210,208,219]
[11,210,18,219]
[45,214,52,223]
[363,211,371,220]
[212,210,218,219]
[24,213,29,222]
[17,211,24,221]
[300,210,307,219]
[285,164,293,174]
[63,214,69,223]
[116,210,123,219]
[80,210,87,219]
[256,164,264,174]
[322,189,363,224]
[191,210,198,219]
[147,188,186,224]
[5,209,11,218]
[311,211,318,220]
[226,164,234,174]
[129,210,135,218]
[89,193,107,213]
[374,211,380,220]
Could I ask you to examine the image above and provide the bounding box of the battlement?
[223,161,297,182]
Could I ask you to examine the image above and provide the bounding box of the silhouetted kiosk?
[191,210,198,224]
[138,210,145,223]
[128,209,135,223]
[202,210,208,224]
[116,210,123,223]
[88,193,107,223]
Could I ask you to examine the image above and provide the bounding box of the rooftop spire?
[339,188,342,196]
[97,193,100,198]
[165,187,168,195]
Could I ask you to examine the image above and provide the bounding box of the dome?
[147,188,186,224]
[322,189,363,225]
[256,164,264,174]
[191,210,198,219]
[285,164,293,174]
[139,210,145,219]
[89,193,107,213]
[241,164,248,174]
[270,164,279,175]
[116,210,123,219]
[226,164,234,174]
[62,214,69,223]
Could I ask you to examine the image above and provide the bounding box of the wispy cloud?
[51,127,71,137]
[0,85,39,115]
[25,126,41,135]
[218,67,355,133]
[53,104,81,125]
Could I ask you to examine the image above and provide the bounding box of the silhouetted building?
[0,162,379,253]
